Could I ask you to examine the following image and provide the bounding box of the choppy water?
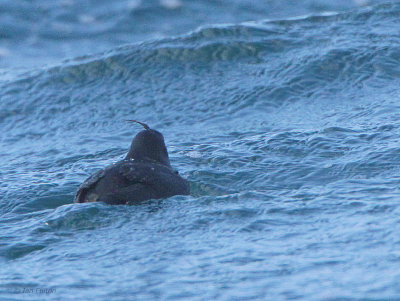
[2,0,400,300]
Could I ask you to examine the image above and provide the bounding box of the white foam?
[160,0,182,10]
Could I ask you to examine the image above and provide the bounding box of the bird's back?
[74,160,189,205]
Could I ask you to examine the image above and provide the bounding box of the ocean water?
[1,0,400,300]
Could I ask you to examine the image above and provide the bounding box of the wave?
[0,3,398,131]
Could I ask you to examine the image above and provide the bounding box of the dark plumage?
[74,121,190,205]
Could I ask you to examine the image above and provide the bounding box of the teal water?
[1,1,400,300]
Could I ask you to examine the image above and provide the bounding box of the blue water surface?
[1,0,400,300]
